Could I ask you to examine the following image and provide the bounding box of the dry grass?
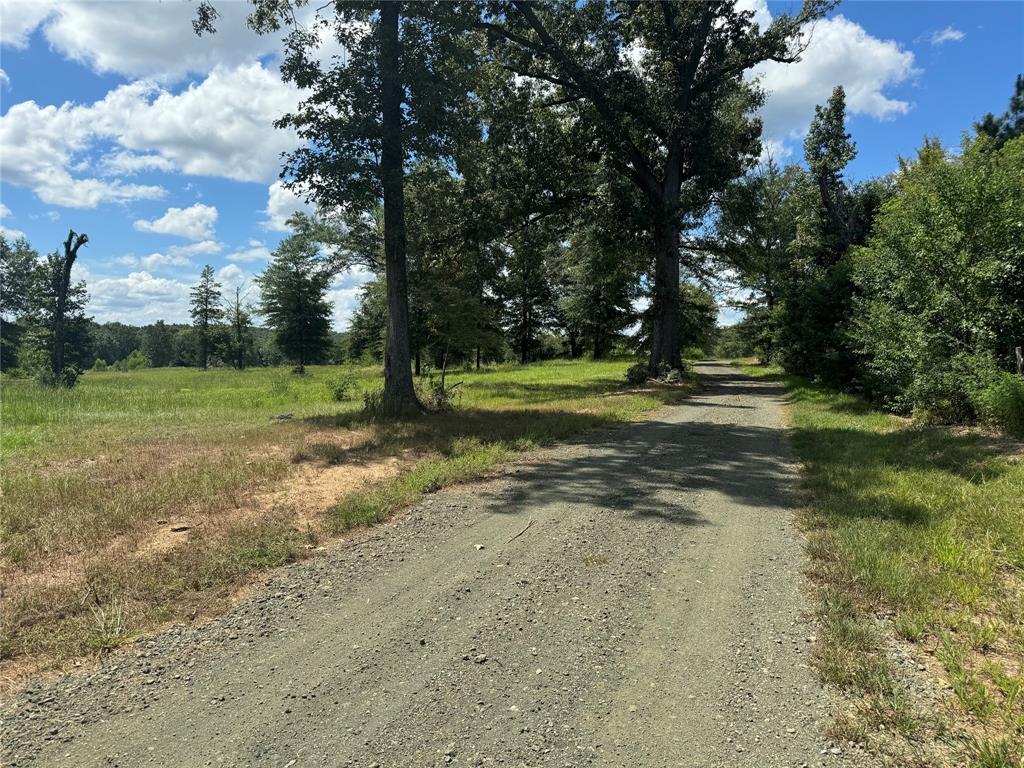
[1,359,696,687]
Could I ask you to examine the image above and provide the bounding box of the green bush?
[625,362,648,385]
[112,349,150,372]
[682,346,706,360]
[971,371,1024,437]
[326,369,358,402]
[92,358,108,372]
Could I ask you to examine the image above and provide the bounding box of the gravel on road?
[2,363,865,767]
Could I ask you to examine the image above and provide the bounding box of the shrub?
[417,376,461,412]
[625,363,648,386]
[971,371,1024,437]
[683,346,706,361]
[92,358,108,372]
[268,370,292,398]
[35,366,81,388]
[326,370,358,402]
[112,349,150,372]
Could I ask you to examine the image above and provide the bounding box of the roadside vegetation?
[0,359,695,683]
[739,364,1024,768]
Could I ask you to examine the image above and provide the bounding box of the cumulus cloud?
[752,14,917,154]
[928,27,965,45]
[0,63,300,207]
[134,203,218,240]
[0,98,167,207]
[1,0,278,82]
[83,268,193,324]
[328,266,374,330]
[100,151,176,176]
[263,181,316,232]
[0,1,59,48]
[0,202,26,238]
[226,241,273,263]
[0,68,10,88]
[140,251,191,270]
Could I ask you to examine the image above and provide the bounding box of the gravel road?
[2,363,862,767]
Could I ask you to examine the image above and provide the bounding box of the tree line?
[713,78,1023,434]
[3,1,1020,433]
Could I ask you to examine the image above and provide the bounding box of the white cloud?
[140,251,191,270]
[929,27,965,45]
[134,203,218,240]
[263,181,315,232]
[753,15,917,152]
[0,98,167,207]
[2,0,279,82]
[100,151,175,176]
[0,68,10,88]
[0,1,59,48]
[328,266,374,330]
[84,268,193,324]
[0,63,300,208]
[226,243,273,263]
[0,202,26,239]
[169,240,222,258]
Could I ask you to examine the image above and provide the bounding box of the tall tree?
[975,74,1024,149]
[21,234,92,386]
[802,86,856,258]
[141,320,175,367]
[709,158,801,360]
[481,0,830,375]
[51,230,88,380]
[257,234,333,373]
[0,235,40,371]
[189,265,225,370]
[224,286,254,370]
[194,1,480,414]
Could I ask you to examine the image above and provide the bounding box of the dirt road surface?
[2,363,861,767]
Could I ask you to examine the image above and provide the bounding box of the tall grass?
[738,364,1023,767]
[0,359,694,673]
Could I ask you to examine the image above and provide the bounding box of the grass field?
[0,359,694,682]
[738,364,1024,768]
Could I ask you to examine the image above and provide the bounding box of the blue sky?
[1,1,1022,328]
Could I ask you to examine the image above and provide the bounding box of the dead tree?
[53,230,88,378]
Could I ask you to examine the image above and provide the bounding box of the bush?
[92,358,108,372]
[417,376,461,412]
[326,370,358,402]
[682,346,706,361]
[35,366,81,388]
[112,349,150,372]
[971,371,1024,437]
[625,363,648,386]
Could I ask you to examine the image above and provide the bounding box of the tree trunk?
[414,347,421,376]
[53,230,85,379]
[647,217,682,375]
[379,0,420,415]
[475,345,481,370]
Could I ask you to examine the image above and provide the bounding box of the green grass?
[0,358,695,673]
[737,363,1024,767]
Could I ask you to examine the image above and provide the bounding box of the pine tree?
[141,320,175,367]
[256,235,333,374]
[223,286,254,371]
[189,265,224,370]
